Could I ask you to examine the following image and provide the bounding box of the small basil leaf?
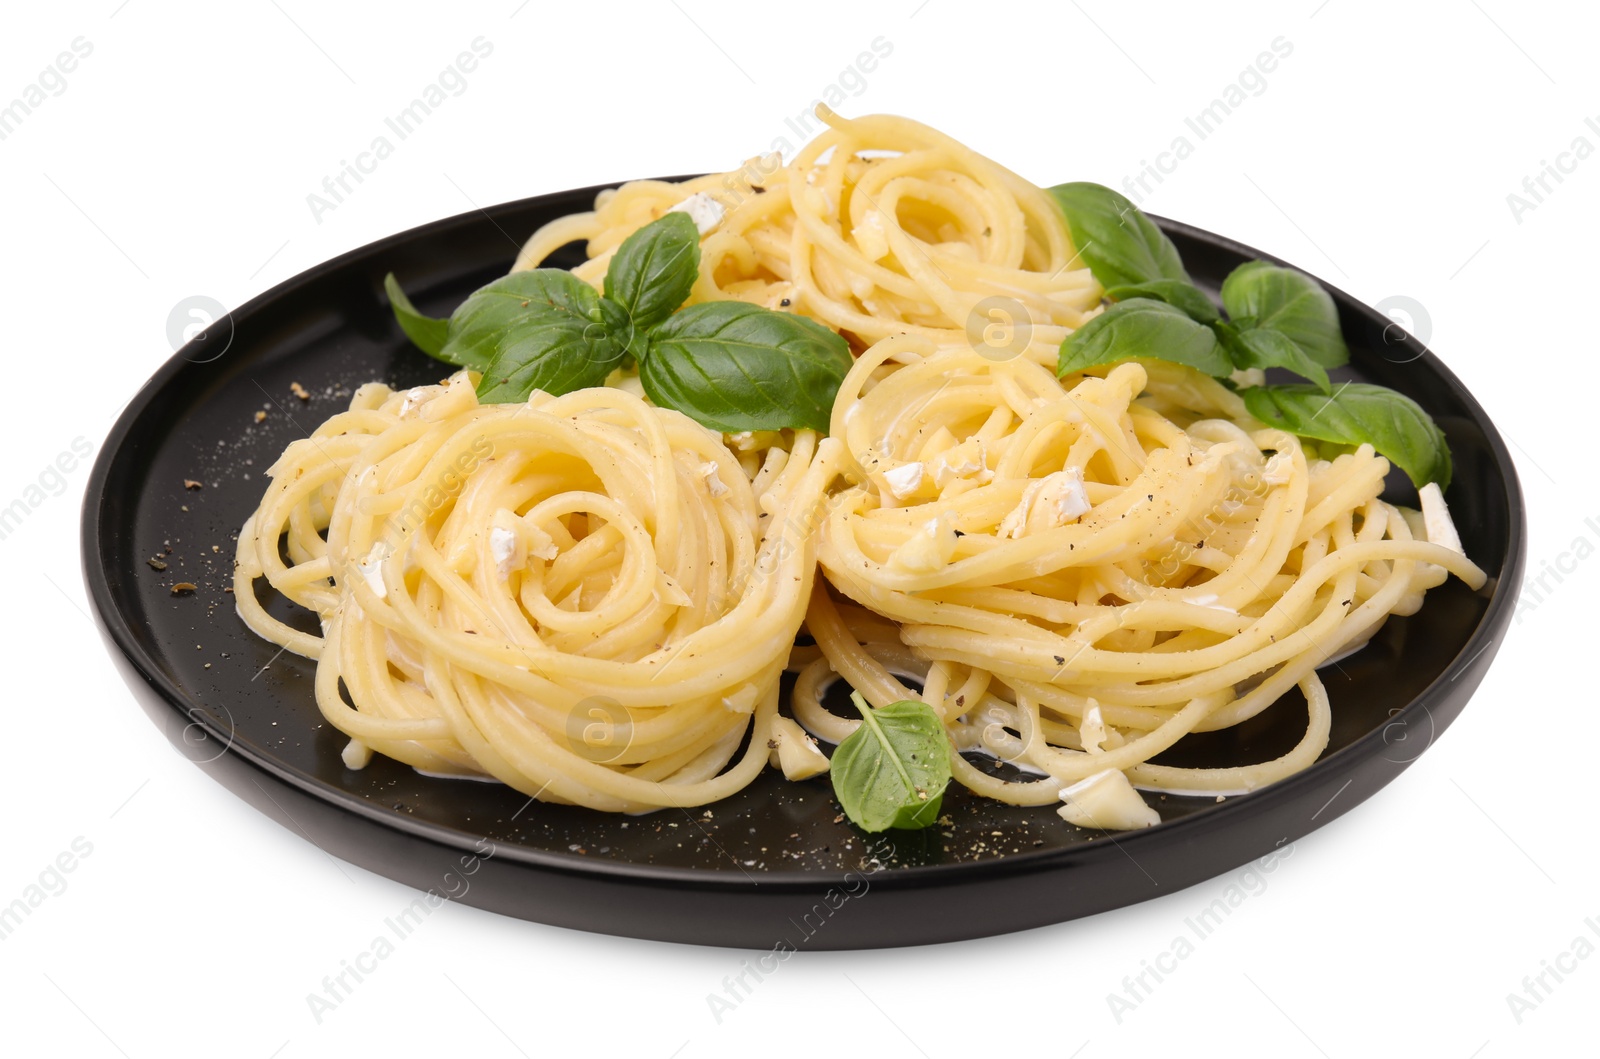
[1049,182,1191,289]
[1242,383,1452,489]
[595,295,636,368]
[1220,261,1349,369]
[829,693,952,832]
[1220,323,1333,393]
[454,270,625,403]
[383,273,449,357]
[641,301,852,432]
[604,212,702,335]
[1104,279,1220,324]
[1058,298,1232,379]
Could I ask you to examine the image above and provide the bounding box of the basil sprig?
[829,692,951,832]
[384,213,852,433]
[1049,182,1451,489]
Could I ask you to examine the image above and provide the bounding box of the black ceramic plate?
[83,180,1525,949]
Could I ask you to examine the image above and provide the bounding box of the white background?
[1,1,1594,1056]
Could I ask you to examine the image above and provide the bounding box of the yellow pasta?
[236,377,839,812]
[237,109,1482,829]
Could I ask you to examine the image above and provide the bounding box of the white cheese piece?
[489,526,519,581]
[666,192,725,235]
[698,461,729,497]
[1040,467,1091,523]
[357,543,389,599]
[932,439,987,488]
[1079,702,1106,754]
[855,209,889,261]
[1418,482,1464,555]
[886,515,959,574]
[1057,769,1162,830]
[882,461,925,499]
[341,739,372,769]
[721,683,760,714]
[1000,467,1090,539]
[996,496,1031,540]
[488,509,526,581]
[397,386,430,417]
[1261,451,1294,486]
[768,715,830,780]
[523,521,559,561]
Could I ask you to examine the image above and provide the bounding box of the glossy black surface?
[83,183,1524,948]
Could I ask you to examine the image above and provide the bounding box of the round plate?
[82,180,1525,949]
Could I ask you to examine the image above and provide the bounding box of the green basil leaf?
[450,270,626,402]
[640,301,852,432]
[829,693,952,832]
[1104,279,1220,324]
[604,212,702,338]
[1220,261,1349,369]
[1058,298,1232,379]
[1242,383,1452,489]
[1049,181,1191,289]
[1220,322,1333,393]
[383,273,449,357]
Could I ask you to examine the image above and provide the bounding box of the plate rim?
[81,184,1528,893]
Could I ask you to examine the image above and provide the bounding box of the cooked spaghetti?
[236,378,840,811]
[512,111,1102,356]
[795,340,1482,825]
[236,109,1484,828]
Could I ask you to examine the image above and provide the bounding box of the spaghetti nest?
[235,375,838,812]
[513,110,1102,357]
[795,338,1485,820]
